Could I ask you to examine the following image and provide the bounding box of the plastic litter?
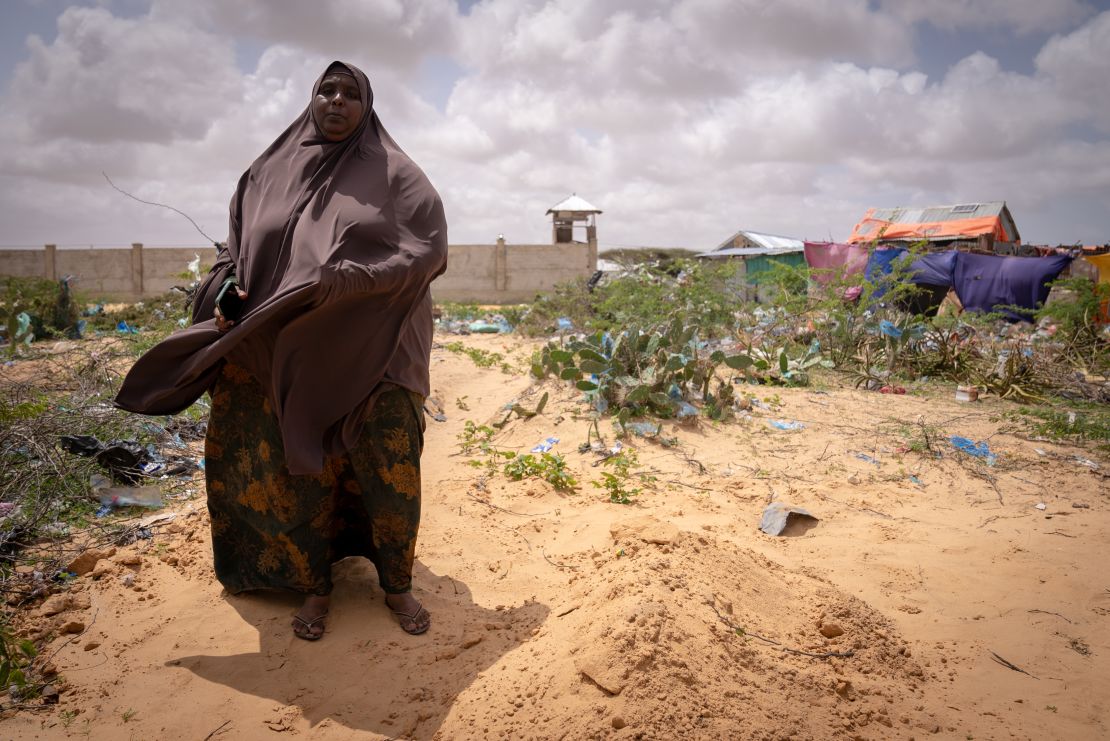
[9,312,35,347]
[90,474,163,511]
[909,475,924,486]
[675,401,698,419]
[60,435,149,484]
[60,434,196,483]
[768,420,805,431]
[468,319,510,334]
[954,385,979,402]
[555,317,574,331]
[1073,456,1099,470]
[1034,502,1047,511]
[759,502,819,537]
[878,320,903,339]
[624,421,661,438]
[855,453,881,466]
[115,320,139,334]
[949,436,997,465]
[531,437,559,453]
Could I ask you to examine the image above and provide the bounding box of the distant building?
[847,201,1021,252]
[546,194,601,245]
[696,229,806,301]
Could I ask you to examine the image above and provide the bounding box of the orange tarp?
[1085,253,1110,283]
[848,211,1012,244]
[1082,253,1110,322]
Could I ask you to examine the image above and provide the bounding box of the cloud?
[152,0,461,72]
[0,1,1108,250]
[8,6,241,144]
[880,0,1097,35]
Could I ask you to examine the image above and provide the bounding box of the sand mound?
[441,516,933,740]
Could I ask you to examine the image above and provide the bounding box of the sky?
[0,0,1109,252]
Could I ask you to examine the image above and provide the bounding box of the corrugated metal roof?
[546,194,602,214]
[714,230,804,252]
[849,200,1020,243]
[697,246,803,258]
[867,201,1006,224]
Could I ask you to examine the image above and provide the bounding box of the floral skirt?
[204,363,424,596]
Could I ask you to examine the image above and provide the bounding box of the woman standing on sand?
[115,61,447,640]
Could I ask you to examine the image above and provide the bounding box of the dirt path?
[7,333,1109,740]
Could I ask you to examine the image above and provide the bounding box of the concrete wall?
[0,240,596,304]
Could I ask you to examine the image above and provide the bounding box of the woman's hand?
[214,286,248,332]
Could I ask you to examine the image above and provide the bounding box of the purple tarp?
[953,253,1073,322]
[911,251,958,286]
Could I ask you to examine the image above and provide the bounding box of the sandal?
[292,611,328,641]
[390,604,431,635]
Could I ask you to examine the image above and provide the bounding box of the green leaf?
[626,385,651,403]
[18,640,36,658]
[576,380,599,391]
[616,407,632,427]
[550,349,574,364]
[530,363,545,378]
[709,350,726,364]
[663,354,685,372]
[579,359,609,374]
[535,392,549,415]
[723,354,754,370]
[649,392,674,409]
[609,335,623,358]
[778,350,789,374]
[559,367,581,381]
[578,348,607,363]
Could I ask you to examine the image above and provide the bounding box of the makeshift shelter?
[697,230,806,301]
[805,241,1072,321]
[848,201,1020,251]
[861,248,1072,321]
[953,253,1072,321]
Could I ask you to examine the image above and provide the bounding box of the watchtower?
[546,194,601,245]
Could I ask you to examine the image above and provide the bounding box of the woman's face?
[313,72,364,142]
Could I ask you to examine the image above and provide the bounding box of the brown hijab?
[115,62,448,475]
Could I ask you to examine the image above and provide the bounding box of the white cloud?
[880,0,1096,35]
[152,0,460,72]
[0,0,1108,250]
[9,6,241,144]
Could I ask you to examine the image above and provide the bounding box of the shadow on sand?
[171,559,549,738]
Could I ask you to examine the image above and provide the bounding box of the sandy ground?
[5,332,1110,740]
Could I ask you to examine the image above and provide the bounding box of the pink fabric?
[804,241,869,299]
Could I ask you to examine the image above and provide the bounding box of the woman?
[115,61,448,640]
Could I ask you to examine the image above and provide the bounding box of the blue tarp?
[864,249,959,288]
[910,251,958,286]
[952,253,1072,322]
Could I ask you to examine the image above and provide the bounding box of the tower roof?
[546,194,602,215]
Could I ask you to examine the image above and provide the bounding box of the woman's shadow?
[170,559,548,739]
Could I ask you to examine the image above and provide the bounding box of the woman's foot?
[292,594,331,641]
[385,592,431,635]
